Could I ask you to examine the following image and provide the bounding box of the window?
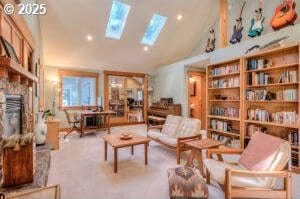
[105,1,131,40]
[59,70,99,109]
[141,13,167,46]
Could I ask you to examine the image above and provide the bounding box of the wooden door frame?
[187,70,206,129]
[103,70,148,125]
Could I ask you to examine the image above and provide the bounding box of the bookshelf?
[243,43,299,173]
[206,44,300,173]
[206,58,243,149]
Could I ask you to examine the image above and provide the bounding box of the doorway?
[188,71,206,129]
[104,71,148,125]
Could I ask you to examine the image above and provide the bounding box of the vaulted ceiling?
[38,0,219,73]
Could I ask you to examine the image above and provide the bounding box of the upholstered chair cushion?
[168,167,208,199]
[176,118,201,138]
[238,132,284,171]
[204,159,268,188]
[161,115,182,137]
[159,136,177,147]
[147,128,167,140]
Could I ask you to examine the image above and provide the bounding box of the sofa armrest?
[227,169,290,178]
[177,134,202,145]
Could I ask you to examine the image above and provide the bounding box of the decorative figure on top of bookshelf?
[205,29,215,53]
[230,1,246,44]
[270,0,297,30]
[245,36,289,54]
[248,0,265,37]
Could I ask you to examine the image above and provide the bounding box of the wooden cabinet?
[45,119,60,150]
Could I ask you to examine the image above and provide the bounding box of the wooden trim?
[58,69,99,110]
[103,70,147,77]
[219,0,227,48]
[103,70,148,125]
[6,184,60,199]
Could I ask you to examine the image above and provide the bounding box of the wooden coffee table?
[185,138,223,176]
[103,133,151,173]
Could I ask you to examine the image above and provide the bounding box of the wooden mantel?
[0,56,38,82]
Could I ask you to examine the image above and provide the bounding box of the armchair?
[204,132,291,199]
[63,109,82,139]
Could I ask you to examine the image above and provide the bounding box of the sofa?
[147,115,201,164]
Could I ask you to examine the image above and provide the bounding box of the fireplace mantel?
[0,57,38,84]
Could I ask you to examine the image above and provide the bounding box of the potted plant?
[42,109,54,121]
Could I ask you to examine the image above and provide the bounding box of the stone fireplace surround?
[0,77,31,139]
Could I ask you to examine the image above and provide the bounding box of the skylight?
[141,14,167,46]
[105,1,131,40]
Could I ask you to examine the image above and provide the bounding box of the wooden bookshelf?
[206,44,300,173]
[206,58,243,149]
[243,43,300,173]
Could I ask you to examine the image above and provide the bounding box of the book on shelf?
[247,109,270,122]
[211,107,240,118]
[247,59,270,71]
[291,150,299,166]
[288,131,299,147]
[276,89,298,101]
[211,132,240,148]
[211,77,240,88]
[248,72,272,86]
[210,64,239,76]
[247,124,267,138]
[279,70,298,84]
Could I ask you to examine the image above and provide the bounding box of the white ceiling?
[38,0,219,73]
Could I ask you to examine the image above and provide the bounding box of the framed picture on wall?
[0,36,20,63]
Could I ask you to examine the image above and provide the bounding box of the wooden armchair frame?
[205,148,291,199]
[63,109,82,139]
[148,125,202,164]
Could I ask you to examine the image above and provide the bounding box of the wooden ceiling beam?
[219,0,228,48]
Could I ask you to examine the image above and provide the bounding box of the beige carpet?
[48,124,300,199]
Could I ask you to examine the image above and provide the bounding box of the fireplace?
[4,95,24,137]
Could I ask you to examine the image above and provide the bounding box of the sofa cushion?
[161,115,182,137]
[204,159,268,188]
[176,118,201,138]
[159,136,177,147]
[238,132,283,171]
[168,166,208,198]
[147,129,167,140]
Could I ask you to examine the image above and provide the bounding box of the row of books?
[210,64,239,76]
[210,119,232,132]
[211,133,240,148]
[211,77,240,88]
[272,111,298,126]
[247,59,269,71]
[276,89,298,101]
[279,70,297,84]
[246,89,298,101]
[247,109,299,125]
[247,109,270,122]
[291,150,299,166]
[211,107,240,118]
[246,124,267,137]
[247,72,272,86]
[288,131,299,146]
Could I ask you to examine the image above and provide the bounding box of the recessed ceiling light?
[177,14,183,21]
[86,35,93,41]
[143,46,149,51]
